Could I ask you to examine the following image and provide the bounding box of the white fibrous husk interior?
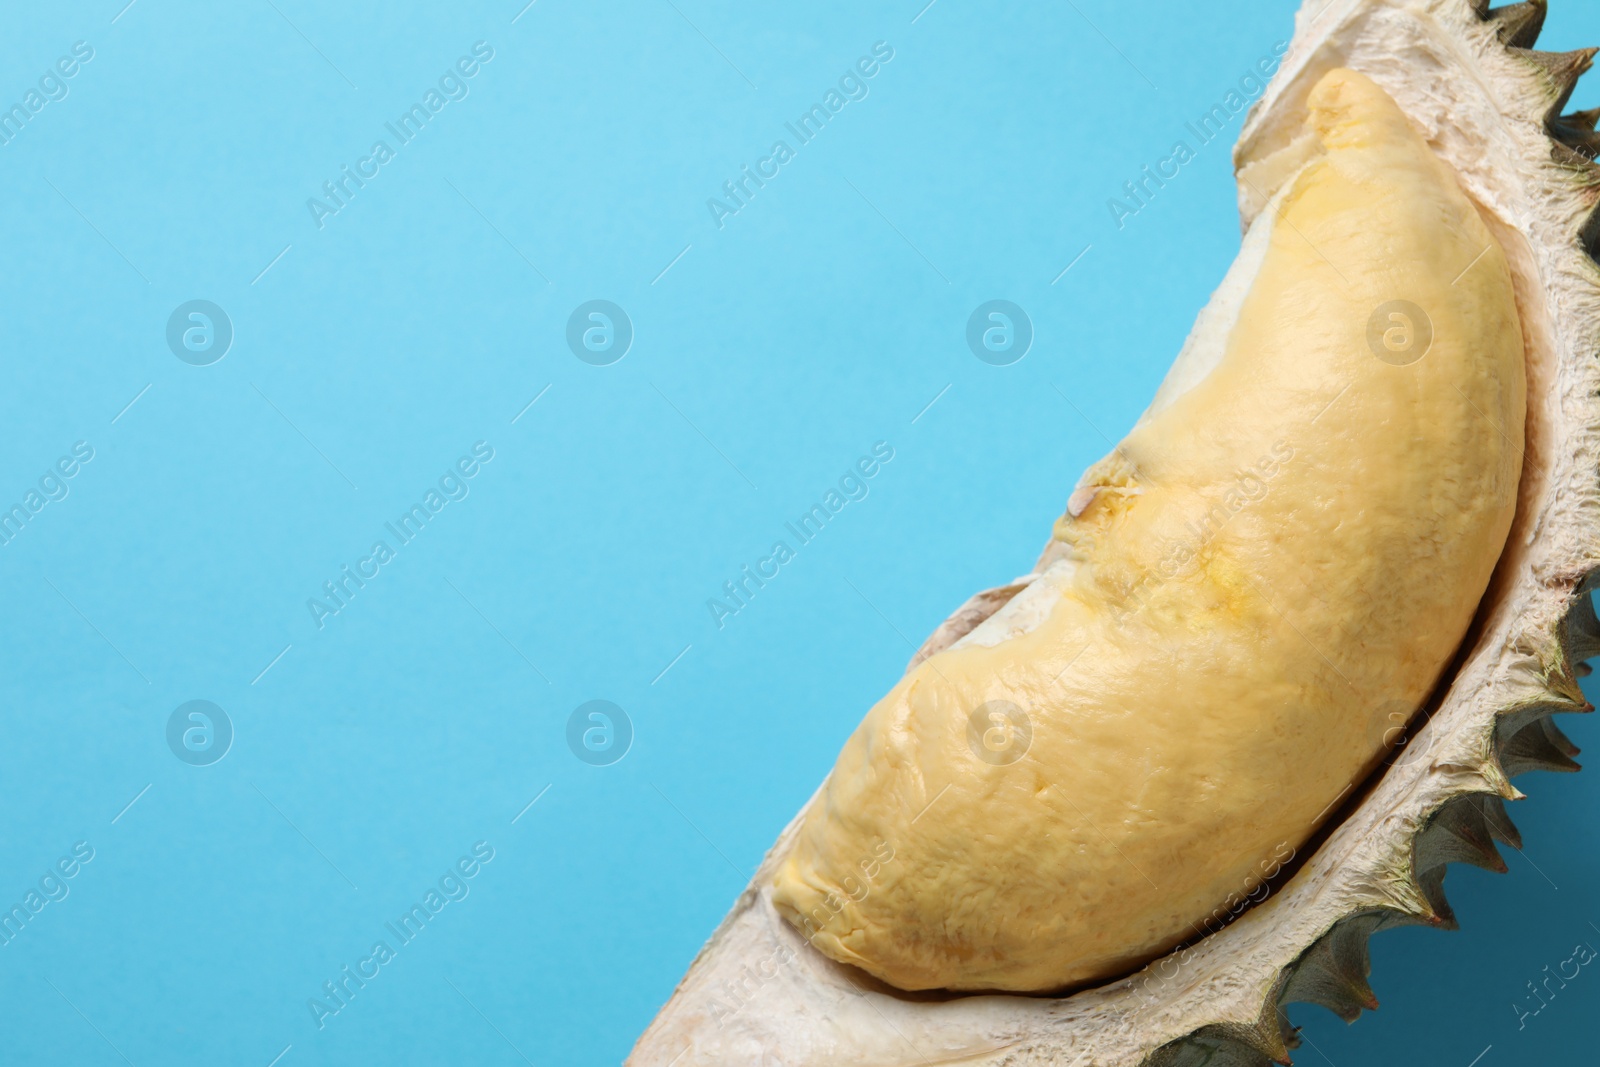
[626,2,1600,1064]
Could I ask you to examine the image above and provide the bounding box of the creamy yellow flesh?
[770,70,1526,993]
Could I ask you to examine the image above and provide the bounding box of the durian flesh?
[769,67,1526,993]
[629,0,1600,1063]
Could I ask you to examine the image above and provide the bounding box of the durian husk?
[626,1,1600,1063]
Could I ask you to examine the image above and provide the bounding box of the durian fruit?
[627,0,1600,1063]
[770,63,1526,996]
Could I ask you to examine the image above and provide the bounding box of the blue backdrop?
[1,2,1595,1065]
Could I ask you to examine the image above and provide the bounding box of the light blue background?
[1,1,1596,1064]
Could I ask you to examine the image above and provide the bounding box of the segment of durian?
[626,1,1600,1063]
[777,61,1530,996]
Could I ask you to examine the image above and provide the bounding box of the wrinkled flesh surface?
[770,69,1527,993]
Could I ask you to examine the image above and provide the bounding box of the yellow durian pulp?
[770,68,1527,993]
